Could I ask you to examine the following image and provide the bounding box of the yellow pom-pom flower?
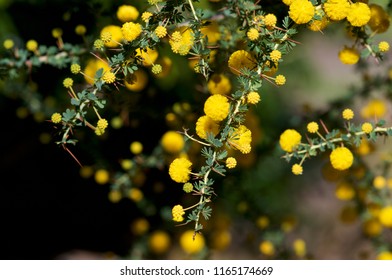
[169,158,192,183]
[293,239,307,258]
[292,164,303,175]
[226,157,237,169]
[195,115,220,140]
[100,25,122,48]
[377,251,392,260]
[279,129,302,153]
[379,206,392,227]
[3,39,14,49]
[323,0,350,21]
[347,2,371,27]
[75,25,86,36]
[51,113,62,124]
[116,5,139,22]
[228,50,256,75]
[264,13,277,27]
[94,169,110,185]
[97,119,108,130]
[335,181,355,200]
[247,28,259,41]
[275,74,286,85]
[247,91,261,104]
[228,125,252,154]
[378,41,389,52]
[307,121,319,133]
[161,131,185,153]
[330,147,354,171]
[130,141,143,154]
[26,39,38,52]
[172,205,185,222]
[368,4,390,33]
[204,94,230,122]
[122,22,142,42]
[270,49,282,62]
[63,78,73,88]
[361,122,373,134]
[155,26,167,38]
[141,12,153,22]
[373,175,386,189]
[180,230,205,254]
[207,74,232,95]
[339,47,360,65]
[289,0,315,25]
[259,240,275,256]
[342,108,354,120]
[102,71,116,84]
[149,231,171,254]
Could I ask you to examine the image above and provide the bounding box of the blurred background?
[0,0,391,260]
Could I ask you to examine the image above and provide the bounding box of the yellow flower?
[347,2,371,27]
[149,231,171,254]
[130,141,143,154]
[330,147,353,171]
[229,125,252,154]
[292,164,303,175]
[169,158,192,183]
[335,181,355,200]
[195,115,220,140]
[256,216,270,229]
[102,71,116,84]
[270,50,282,62]
[172,205,185,222]
[339,47,360,65]
[207,73,232,95]
[169,27,194,56]
[129,188,143,202]
[141,12,153,22]
[204,94,230,122]
[161,131,185,153]
[100,25,122,48]
[361,122,373,134]
[226,157,237,169]
[247,28,259,41]
[63,78,73,88]
[155,26,167,38]
[108,190,121,203]
[279,129,301,153]
[293,239,306,258]
[51,113,62,124]
[131,218,149,235]
[124,69,148,92]
[180,230,205,254]
[368,4,390,33]
[247,91,261,104]
[116,5,139,22]
[94,169,110,185]
[289,0,315,25]
[3,39,14,49]
[361,99,386,119]
[308,11,329,32]
[264,13,277,27]
[135,47,159,67]
[122,22,142,42]
[275,74,286,85]
[307,121,319,133]
[52,28,63,39]
[26,39,38,52]
[75,25,86,36]
[379,206,392,227]
[259,241,275,256]
[378,41,389,52]
[97,119,108,130]
[83,58,111,85]
[228,50,257,75]
[342,108,354,120]
[362,218,382,237]
[200,21,221,43]
[377,251,392,260]
[323,0,350,21]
